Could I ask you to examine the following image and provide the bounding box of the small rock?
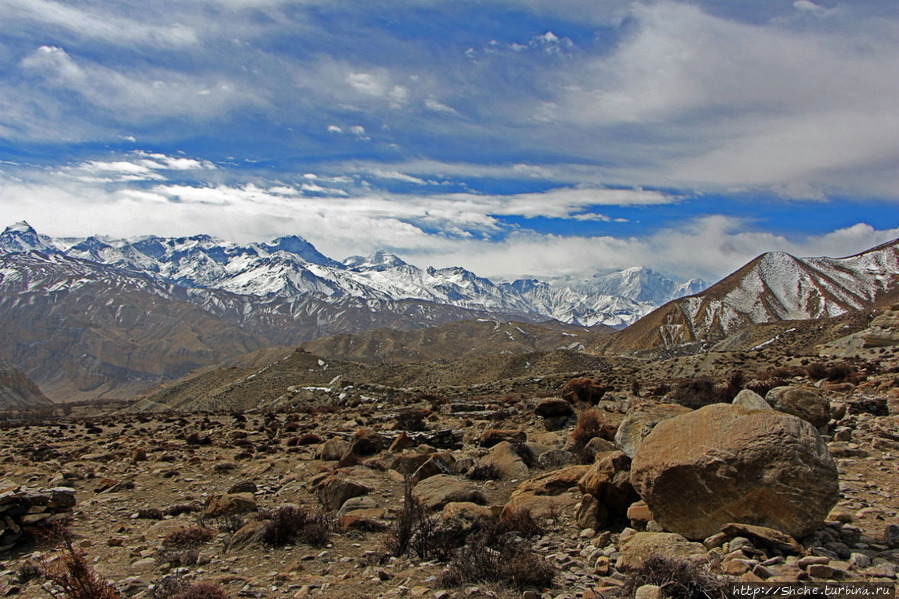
[884,524,899,549]
[635,584,665,599]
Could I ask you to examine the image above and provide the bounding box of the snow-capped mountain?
[597,240,899,355]
[0,221,704,328]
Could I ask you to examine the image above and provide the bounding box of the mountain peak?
[0,221,56,254]
[263,235,342,268]
[346,250,407,271]
[6,221,37,234]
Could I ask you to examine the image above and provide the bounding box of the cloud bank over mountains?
[0,0,896,281]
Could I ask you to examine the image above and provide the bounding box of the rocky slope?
[591,240,899,357]
[0,360,53,412]
[0,350,896,599]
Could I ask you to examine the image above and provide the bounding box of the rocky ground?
[0,350,897,599]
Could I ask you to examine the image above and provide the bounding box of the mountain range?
[593,238,899,356]
[0,222,704,401]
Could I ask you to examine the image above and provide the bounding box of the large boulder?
[615,403,692,457]
[630,403,839,540]
[766,387,831,428]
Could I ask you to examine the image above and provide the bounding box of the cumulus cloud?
[541,1,899,196]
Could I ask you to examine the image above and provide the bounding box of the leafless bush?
[437,520,554,590]
[623,555,732,599]
[149,575,191,599]
[42,525,121,599]
[466,463,502,481]
[258,505,334,548]
[162,526,216,548]
[571,409,616,461]
[171,582,230,599]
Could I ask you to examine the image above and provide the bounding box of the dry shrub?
[42,526,121,599]
[437,520,554,591]
[383,479,423,558]
[667,376,720,409]
[296,433,323,445]
[561,377,606,405]
[623,555,731,599]
[395,408,430,432]
[149,575,191,599]
[805,362,828,380]
[259,505,333,548]
[571,409,616,461]
[171,582,230,599]
[826,363,854,382]
[162,526,215,548]
[467,463,502,481]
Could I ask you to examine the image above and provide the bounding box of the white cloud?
[17,46,262,130]
[423,97,459,115]
[1,0,199,48]
[540,2,899,197]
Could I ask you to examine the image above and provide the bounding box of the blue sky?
[0,0,897,282]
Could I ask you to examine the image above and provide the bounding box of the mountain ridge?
[590,239,899,356]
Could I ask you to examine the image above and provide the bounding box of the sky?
[0,0,897,283]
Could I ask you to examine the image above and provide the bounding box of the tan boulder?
[618,532,707,572]
[512,465,589,497]
[615,403,692,457]
[202,493,257,519]
[412,475,487,511]
[630,403,839,540]
[476,441,529,480]
[315,475,373,512]
[577,450,639,514]
[766,387,831,428]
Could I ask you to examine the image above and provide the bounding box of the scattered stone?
[732,389,772,412]
[475,441,529,480]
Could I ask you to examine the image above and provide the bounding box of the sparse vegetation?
[623,555,731,599]
[571,408,616,461]
[258,505,334,547]
[171,582,230,599]
[561,377,607,405]
[42,525,121,599]
[437,518,554,591]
